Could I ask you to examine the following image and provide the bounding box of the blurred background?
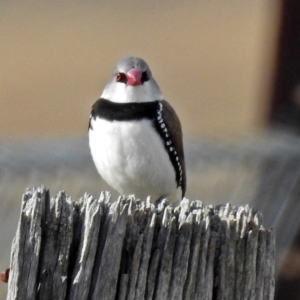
[1,0,300,298]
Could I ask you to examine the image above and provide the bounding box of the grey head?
[101,56,164,103]
[113,56,152,76]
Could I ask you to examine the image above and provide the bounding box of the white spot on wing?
[156,101,183,186]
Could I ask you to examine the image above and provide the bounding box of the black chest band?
[89,98,183,189]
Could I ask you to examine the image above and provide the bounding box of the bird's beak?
[126,68,142,86]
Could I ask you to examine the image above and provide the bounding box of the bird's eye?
[141,71,149,83]
[116,72,126,83]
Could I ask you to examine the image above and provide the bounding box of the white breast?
[89,117,177,201]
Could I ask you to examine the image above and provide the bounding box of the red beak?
[126,68,142,86]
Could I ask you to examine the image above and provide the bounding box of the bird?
[88,56,186,204]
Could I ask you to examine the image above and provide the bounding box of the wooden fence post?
[6,187,275,300]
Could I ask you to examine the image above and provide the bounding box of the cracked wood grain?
[7,187,275,300]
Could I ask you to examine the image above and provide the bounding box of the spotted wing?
[161,100,186,198]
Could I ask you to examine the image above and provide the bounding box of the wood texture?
[7,187,275,300]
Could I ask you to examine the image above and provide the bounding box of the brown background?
[0,1,283,298]
[0,0,280,141]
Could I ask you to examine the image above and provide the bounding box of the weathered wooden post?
[6,187,275,300]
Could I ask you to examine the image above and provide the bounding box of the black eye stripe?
[116,71,149,84]
[116,72,127,83]
[141,71,149,83]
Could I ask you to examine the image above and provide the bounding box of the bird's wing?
[161,100,186,198]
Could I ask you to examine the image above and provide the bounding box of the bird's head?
[101,56,163,103]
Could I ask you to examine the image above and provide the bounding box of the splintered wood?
[6,187,275,300]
